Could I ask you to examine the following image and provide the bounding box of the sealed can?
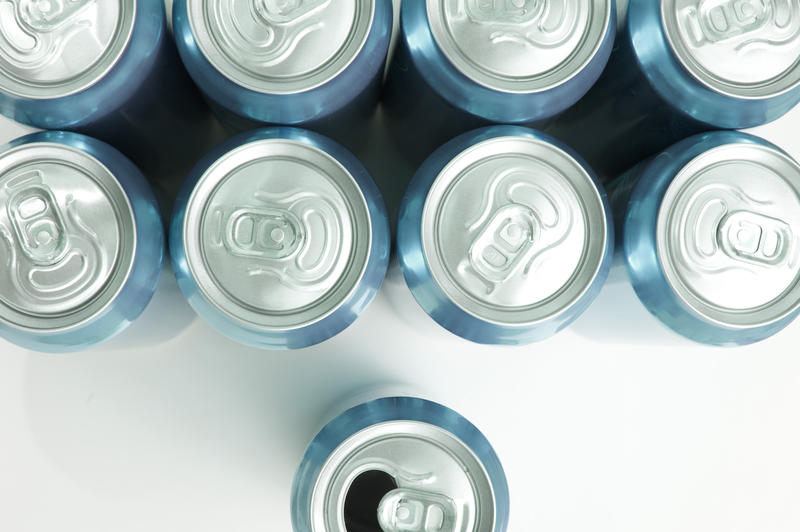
[547,0,800,180]
[292,395,509,532]
[610,131,800,346]
[0,0,216,181]
[383,0,616,163]
[0,131,164,353]
[397,126,613,345]
[172,0,392,142]
[170,127,390,350]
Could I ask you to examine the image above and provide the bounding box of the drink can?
[547,0,800,180]
[172,0,393,138]
[397,126,613,345]
[610,131,800,346]
[0,0,214,180]
[291,395,509,532]
[0,131,164,353]
[169,127,390,350]
[383,0,616,163]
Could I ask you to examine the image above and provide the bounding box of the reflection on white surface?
[2,4,800,530]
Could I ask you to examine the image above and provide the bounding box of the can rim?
[186,0,375,95]
[0,142,137,333]
[0,0,137,100]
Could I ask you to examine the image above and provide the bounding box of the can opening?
[343,470,397,532]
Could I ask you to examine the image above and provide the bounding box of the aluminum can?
[610,131,800,346]
[397,125,613,345]
[291,395,509,532]
[172,0,392,142]
[169,127,390,350]
[0,131,164,353]
[383,0,616,164]
[547,0,800,181]
[0,0,215,181]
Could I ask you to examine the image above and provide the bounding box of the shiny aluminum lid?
[0,0,136,99]
[661,0,800,98]
[657,143,800,328]
[422,136,609,326]
[310,420,496,532]
[186,0,375,95]
[0,142,136,332]
[426,0,613,93]
[182,138,372,331]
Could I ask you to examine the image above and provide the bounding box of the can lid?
[187,0,375,95]
[422,136,609,327]
[661,0,800,99]
[657,143,800,328]
[0,142,136,332]
[310,421,496,532]
[182,138,372,331]
[0,0,136,99]
[425,0,613,94]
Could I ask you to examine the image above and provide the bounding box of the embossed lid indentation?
[183,138,372,330]
[0,0,136,99]
[426,0,613,93]
[657,143,800,327]
[421,136,609,326]
[0,142,136,331]
[662,0,800,98]
[187,0,375,94]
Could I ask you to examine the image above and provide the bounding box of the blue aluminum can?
[0,131,164,353]
[547,0,800,180]
[610,131,800,346]
[292,395,509,532]
[170,127,390,350]
[172,0,392,142]
[383,0,616,163]
[0,0,215,181]
[397,125,613,345]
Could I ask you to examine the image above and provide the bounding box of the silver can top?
[657,143,800,328]
[421,136,609,327]
[661,0,800,99]
[186,0,375,95]
[182,138,372,331]
[310,420,496,532]
[426,0,613,93]
[0,142,136,332]
[0,0,136,99]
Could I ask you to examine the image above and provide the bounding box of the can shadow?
[570,264,689,347]
[21,315,399,500]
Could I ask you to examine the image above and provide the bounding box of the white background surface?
[2,1,800,531]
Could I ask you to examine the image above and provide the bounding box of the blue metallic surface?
[397,126,614,345]
[172,0,392,130]
[169,127,390,350]
[0,132,164,353]
[613,131,800,346]
[547,0,800,181]
[291,396,510,532]
[383,1,616,164]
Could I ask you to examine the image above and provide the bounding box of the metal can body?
[172,0,392,139]
[547,0,800,180]
[383,0,616,163]
[397,126,613,345]
[170,127,390,350]
[291,395,510,532]
[0,0,214,180]
[611,131,800,346]
[0,131,164,353]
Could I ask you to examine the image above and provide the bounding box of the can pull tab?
[719,211,792,266]
[18,0,94,31]
[377,488,459,532]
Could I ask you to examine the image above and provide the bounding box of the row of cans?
[1,125,799,352]
[0,1,799,171]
